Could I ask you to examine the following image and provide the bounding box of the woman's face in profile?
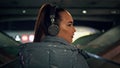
[57,10,76,43]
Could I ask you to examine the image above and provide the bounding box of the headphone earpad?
[48,24,59,36]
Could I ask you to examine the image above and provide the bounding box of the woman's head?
[57,10,76,43]
[34,3,76,43]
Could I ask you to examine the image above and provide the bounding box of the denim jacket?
[19,36,89,68]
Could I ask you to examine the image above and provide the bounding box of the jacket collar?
[42,36,73,46]
[41,36,77,50]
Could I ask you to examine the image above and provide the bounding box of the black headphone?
[48,6,59,36]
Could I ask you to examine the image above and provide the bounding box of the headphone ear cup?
[48,24,59,36]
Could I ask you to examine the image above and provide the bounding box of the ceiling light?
[82,10,87,14]
[22,10,26,14]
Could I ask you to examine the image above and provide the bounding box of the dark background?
[0,0,120,31]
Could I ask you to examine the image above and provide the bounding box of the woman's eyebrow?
[68,21,73,23]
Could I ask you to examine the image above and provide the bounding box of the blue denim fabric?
[20,36,89,68]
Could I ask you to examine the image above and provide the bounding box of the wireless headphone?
[48,6,59,36]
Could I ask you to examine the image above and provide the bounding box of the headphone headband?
[50,6,56,24]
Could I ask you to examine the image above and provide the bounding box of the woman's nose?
[73,27,76,32]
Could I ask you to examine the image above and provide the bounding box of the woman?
[33,3,75,43]
[19,3,89,68]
